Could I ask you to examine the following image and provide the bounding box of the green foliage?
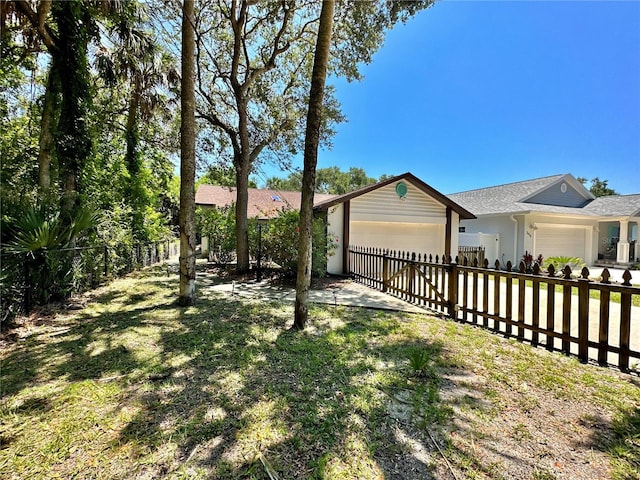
[2,204,99,309]
[266,166,380,195]
[0,61,41,209]
[196,206,336,276]
[197,164,257,188]
[577,176,618,197]
[543,256,586,271]
[7,205,98,254]
[261,209,330,276]
[407,348,432,377]
[197,206,237,264]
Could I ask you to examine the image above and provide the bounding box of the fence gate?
[348,246,450,313]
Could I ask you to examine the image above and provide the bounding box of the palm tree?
[96,4,179,240]
[178,0,197,306]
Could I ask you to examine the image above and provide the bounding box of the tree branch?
[14,0,57,51]
[196,110,239,155]
[243,0,293,93]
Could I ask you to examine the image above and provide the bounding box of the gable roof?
[448,173,599,217]
[312,172,476,219]
[195,184,336,220]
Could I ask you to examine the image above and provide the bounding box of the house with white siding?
[448,173,640,267]
[313,172,476,275]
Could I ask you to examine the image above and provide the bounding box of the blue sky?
[260,0,640,195]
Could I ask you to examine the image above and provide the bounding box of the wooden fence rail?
[348,245,640,372]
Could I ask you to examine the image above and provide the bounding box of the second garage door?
[534,226,587,261]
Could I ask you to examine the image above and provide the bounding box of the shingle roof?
[583,194,640,217]
[449,174,584,216]
[195,184,336,220]
[448,173,640,218]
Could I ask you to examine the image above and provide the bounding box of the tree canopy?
[1,0,432,310]
[578,177,618,197]
[266,166,381,194]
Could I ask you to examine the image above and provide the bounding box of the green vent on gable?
[396,182,408,198]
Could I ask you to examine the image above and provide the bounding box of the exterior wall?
[325,179,453,274]
[350,182,447,224]
[326,204,344,275]
[459,232,500,263]
[449,211,460,260]
[201,236,210,257]
[348,180,447,257]
[461,214,600,265]
[459,215,520,264]
[525,181,589,208]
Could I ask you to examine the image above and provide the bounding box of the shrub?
[261,209,331,277]
[196,205,337,276]
[521,251,543,273]
[543,256,586,272]
[2,204,98,315]
[197,205,237,264]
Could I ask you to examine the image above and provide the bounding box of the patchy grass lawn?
[1,264,639,479]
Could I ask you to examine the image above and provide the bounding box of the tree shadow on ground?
[114,293,452,479]
[4,265,636,478]
[0,271,179,398]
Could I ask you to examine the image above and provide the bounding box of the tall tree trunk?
[52,0,92,218]
[38,62,58,193]
[234,154,250,274]
[125,79,144,240]
[293,0,335,330]
[178,0,197,306]
[234,96,251,274]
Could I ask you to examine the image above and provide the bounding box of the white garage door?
[350,221,444,255]
[535,226,587,260]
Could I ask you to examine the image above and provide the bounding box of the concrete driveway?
[587,266,640,285]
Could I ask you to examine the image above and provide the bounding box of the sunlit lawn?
[1,265,638,479]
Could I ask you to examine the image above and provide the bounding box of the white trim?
[532,222,594,230]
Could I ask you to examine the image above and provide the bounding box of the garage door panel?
[535,227,586,260]
[350,221,443,255]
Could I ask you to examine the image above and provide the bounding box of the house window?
[459,226,466,233]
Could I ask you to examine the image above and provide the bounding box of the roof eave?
[312,172,476,219]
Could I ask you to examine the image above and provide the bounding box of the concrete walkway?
[200,277,426,314]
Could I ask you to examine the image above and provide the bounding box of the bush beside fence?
[1,239,179,321]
